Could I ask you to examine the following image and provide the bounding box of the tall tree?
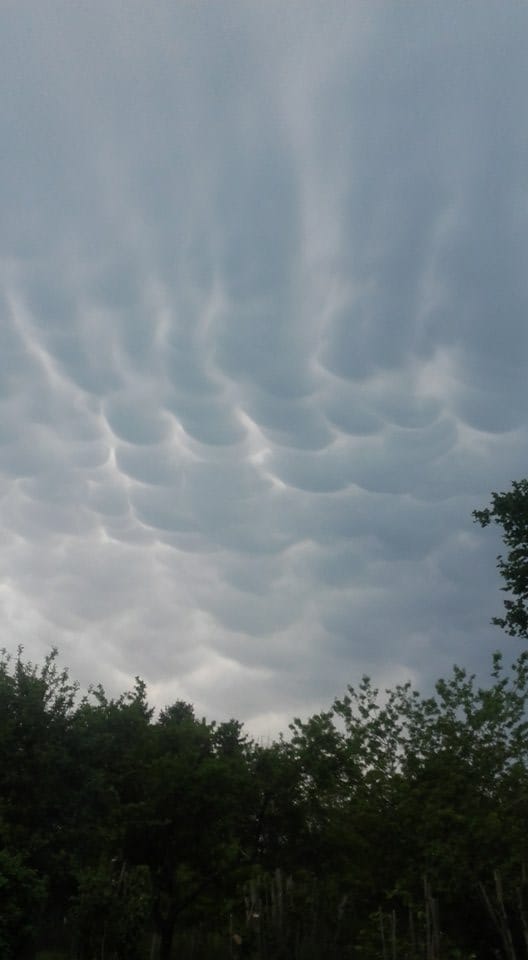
[474,478,528,638]
[0,647,79,957]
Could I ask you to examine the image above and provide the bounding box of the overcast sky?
[2,1,528,735]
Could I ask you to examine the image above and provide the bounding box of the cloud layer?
[1,1,528,733]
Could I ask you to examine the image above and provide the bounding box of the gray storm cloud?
[1,1,527,734]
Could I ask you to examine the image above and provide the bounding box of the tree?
[0,647,81,956]
[474,478,528,638]
[127,703,259,960]
[66,677,155,959]
[0,847,46,960]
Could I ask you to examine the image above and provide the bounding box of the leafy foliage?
[4,484,528,958]
[474,478,528,637]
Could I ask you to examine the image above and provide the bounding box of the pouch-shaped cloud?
[1,0,527,734]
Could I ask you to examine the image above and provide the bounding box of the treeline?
[3,645,528,960]
[2,481,528,960]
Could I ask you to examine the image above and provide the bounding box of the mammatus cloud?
[1,2,527,734]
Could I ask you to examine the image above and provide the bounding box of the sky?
[2,1,528,736]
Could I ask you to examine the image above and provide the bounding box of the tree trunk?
[158,917,176,960]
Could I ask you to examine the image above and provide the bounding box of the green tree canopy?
[474,478,528,638]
